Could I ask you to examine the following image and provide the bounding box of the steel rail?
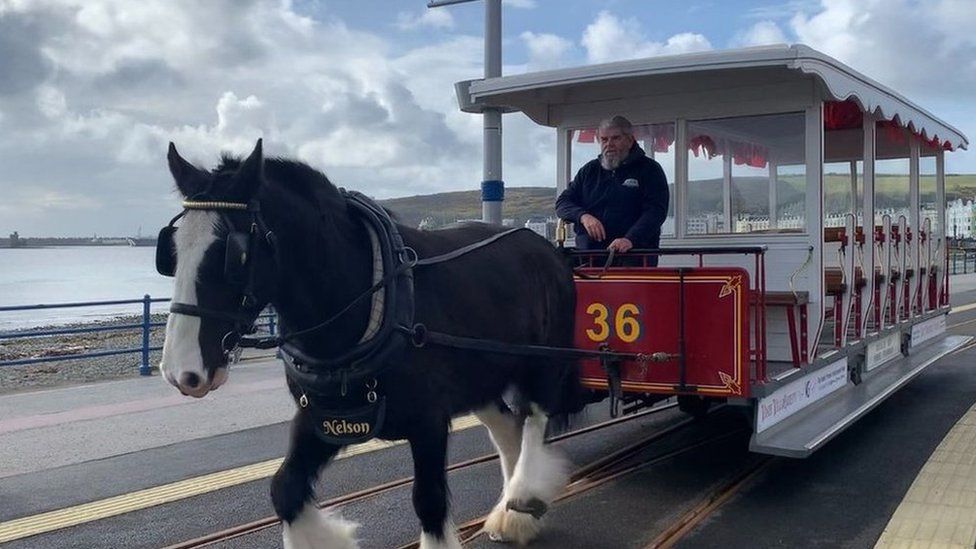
[445,424,749,549]
[644,455,775,549]
[161,402,679,549]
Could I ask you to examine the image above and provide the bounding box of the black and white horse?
[158,140,585,548]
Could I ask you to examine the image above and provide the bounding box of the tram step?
[749,334,972,458]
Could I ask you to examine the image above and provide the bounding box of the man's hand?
[607,237,633,253]
[579,214,606,242]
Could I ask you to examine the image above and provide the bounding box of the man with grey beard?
[556,116,669,265]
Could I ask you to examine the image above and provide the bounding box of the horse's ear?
[235,139,264,198]
[167,142,204,197]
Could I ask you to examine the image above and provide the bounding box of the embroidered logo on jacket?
[622,178,639,188]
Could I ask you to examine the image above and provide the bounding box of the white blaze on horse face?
[160,211,220,395]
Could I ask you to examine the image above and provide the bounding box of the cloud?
[581,11,711,64]
[789,1,976,103]
[0,0,496,236]
[503,0,537,7]
[731,20,788,47]
[396,8,454,30]
[746,0,822,20]
[520,31,574,70]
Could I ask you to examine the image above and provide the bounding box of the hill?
[380,174,976,229]
[380,187,559,228]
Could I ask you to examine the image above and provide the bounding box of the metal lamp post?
[428,0,504,224]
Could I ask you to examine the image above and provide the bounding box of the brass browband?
[182,200,249,211]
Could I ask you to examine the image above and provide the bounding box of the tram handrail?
[0,296,278,374]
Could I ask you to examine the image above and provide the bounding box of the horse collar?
[279,190,415,393]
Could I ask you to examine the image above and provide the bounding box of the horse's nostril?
[180,372,201,389]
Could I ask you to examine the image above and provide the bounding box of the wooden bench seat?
[824,267,870,295]
[754,290,809,306]
[752,290,809,367]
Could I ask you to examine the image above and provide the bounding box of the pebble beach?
[0,315,168,394]
[0,315,277,395]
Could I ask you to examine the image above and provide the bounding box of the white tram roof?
[458,44,967,151]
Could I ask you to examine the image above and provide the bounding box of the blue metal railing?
[949,248,976,275]
[0,296,277,375]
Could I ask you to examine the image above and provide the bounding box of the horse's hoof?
[495,507,543,546]
[506,497,549,519]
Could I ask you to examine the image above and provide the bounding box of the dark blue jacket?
[555,143,669,250]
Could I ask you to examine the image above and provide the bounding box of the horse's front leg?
[273,411,359,549]
[502,403,569,546]
[474,403,525,542]
[409,418,461,549]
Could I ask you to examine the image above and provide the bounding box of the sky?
[1,0,974,237]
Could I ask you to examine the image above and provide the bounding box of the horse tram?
[156,44,970,548]
[456,43,971,458]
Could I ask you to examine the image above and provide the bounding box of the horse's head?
[158,139,276,397]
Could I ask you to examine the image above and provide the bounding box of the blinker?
[156,225,178,277]
[224,231,251,285]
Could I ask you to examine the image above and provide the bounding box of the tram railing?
[0,296,278,375]
[949,247,976,274]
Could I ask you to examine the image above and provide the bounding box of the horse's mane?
[215,154,344,209]
[215,154,400,223]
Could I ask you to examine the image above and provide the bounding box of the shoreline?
[0,314,278,395]
[0,314,168,395]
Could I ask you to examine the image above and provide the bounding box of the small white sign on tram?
[866,333,901,372]
[756,358,848,433]
[911,315,947,348]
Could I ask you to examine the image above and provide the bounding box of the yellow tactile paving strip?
[875,406,976,548]
[0,415,479,544]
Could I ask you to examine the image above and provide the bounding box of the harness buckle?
[221,331,241,353]
[409,323,428,347]
[366,378,378,403]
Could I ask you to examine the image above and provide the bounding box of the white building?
[524,218,551,239]
[947,199,975,239]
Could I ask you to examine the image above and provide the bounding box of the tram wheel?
[677,395,711,418]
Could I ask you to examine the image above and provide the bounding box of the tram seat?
[754,290,809,368]
[823,227,847,244]
[824,267,869,296]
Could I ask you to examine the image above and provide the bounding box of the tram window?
[569,122,676,236]
[687,112,806,234]
[920,144,938,235]
[823,161,863,227]
[876,122,911,228]
[823,115,865,227]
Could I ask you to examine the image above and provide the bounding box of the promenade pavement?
[0,357,294,479]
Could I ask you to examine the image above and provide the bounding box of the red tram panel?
[574,267,751,398]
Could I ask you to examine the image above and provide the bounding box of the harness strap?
[414,228,526,266]
[398,323,677,363]
[170,302,256,324]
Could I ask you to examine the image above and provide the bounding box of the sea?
[0,246,175,331]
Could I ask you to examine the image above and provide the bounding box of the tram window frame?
[685,112,808,236]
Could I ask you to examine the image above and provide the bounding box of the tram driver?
[556,115,670,266]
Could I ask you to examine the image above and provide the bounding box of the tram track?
[644,455,775,548]
[162,402,680,549]
[394,407,748,549]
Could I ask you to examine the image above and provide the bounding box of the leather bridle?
[158,199,277,352]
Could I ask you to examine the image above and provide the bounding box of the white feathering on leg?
[282,504,360,549]
[418,518,462,549]
[474,404,526,542]
[499,405,570,545]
